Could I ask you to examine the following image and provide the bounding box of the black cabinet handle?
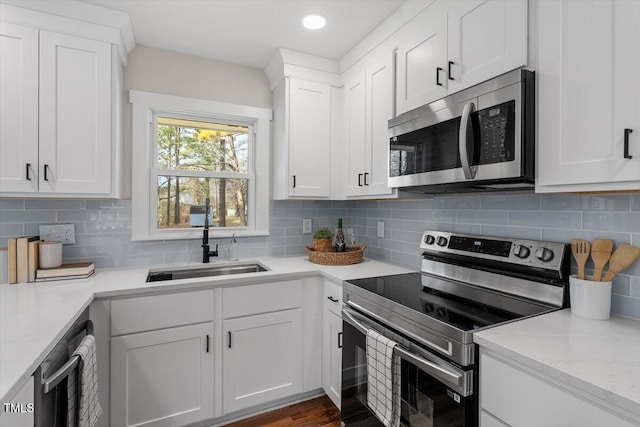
[43,164,50,181]
[448,61,454,80]
[338,332,343,349]
[364,172,369,186]
[436,67,443,86]
[358,173,363,187]
[228,331,232,349]
[624,128,633,159]
[327,296,339,303]
[206,334,210,353]
[293,175,296,188]
[26,163,31,181]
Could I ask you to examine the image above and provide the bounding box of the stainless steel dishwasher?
[33,309,94,426]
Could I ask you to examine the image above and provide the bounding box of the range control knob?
[535,247,554,262]
[424,234,436,245]
[513,244,530,259]
[436,236,449,247]
[436,307,447,318]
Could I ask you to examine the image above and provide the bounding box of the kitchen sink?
[146,263,268,282]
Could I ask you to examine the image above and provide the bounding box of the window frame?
[130,90,271,241]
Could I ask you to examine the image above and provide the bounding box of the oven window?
[389,117,461,177]
[342,320,476,427]
[400,360,470,427]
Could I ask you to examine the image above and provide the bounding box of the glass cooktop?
[346,272,551,332]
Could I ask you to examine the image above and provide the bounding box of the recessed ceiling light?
[302,14,326,30]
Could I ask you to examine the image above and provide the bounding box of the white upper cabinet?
[267,49,340,200]
[0,22,38,193]
[342,72,367,197]
[536,0,640,192]
[395,0,527,115]
[288,78,332,198]
[342,53,395,198]
[447,0,528,92]
[396,1,448,114]
[365,54,395,196]
[0,3,131,198]
[39,31,112,194]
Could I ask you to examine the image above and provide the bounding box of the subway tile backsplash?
[1,192,639,320]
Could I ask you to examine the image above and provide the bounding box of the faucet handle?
[212,244,219,257]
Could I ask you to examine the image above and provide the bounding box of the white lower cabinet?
[322,279,343,409]
[223,309,304,413]
[0,376,34,427]
[479,349,636,427]
[110,323,214,427]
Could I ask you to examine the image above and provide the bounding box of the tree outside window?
[155,117,249,229]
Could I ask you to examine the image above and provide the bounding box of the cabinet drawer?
[323,280,343,316]
[111,290,214,336]
[223,280,302,319]
[480,351,635,427]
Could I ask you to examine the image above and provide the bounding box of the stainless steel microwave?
[388,69,535,193]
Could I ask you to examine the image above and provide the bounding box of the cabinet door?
[365,54,394,196]
[0,23,38,193]
[223,309,303,413]
[288,78,331,197]
[39,30,112,194]
[322,309,342,409]
[342,72,367,197]
[537,0,640,187]
[396,1,448,114]
[447,0,527,93]
[111,323,214,427]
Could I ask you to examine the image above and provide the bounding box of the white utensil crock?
[569,275,612,320]
[39,241,63,269]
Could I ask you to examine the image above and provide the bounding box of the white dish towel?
[67,335,103,427]
[366,328,401,427]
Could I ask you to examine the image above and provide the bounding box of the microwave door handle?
[459,102,477,179]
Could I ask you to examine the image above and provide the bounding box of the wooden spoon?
[603,244,640,282]
[571,239,590,280]
[590,239,614,281]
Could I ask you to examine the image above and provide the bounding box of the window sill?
[132,230,270,242]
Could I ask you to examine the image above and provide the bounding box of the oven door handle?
[342,308,467,390]
[459,101,477,180]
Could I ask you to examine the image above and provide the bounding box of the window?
[130,91,271,240]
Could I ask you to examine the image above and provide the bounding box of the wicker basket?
[305,245,366,266]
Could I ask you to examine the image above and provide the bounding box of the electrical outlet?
[39,224,76,244]
[302,218,312,234]
[377,221,385,238]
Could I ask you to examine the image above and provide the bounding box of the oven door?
[341,307,476,427]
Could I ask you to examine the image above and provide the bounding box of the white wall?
[121,45,272,197]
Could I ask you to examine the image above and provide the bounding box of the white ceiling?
[80,0,406,69]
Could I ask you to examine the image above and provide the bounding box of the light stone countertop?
[474,309,640,420]
[0,256,412,403]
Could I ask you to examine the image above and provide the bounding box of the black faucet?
[202,198,218,263]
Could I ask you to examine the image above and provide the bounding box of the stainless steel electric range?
[341,231,570,427]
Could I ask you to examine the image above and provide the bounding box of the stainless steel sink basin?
[146,263,268,282]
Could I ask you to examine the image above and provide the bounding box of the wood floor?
[223,396,341,427]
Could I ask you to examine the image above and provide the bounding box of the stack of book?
[35,262,95,282]
[6,237,95,283]
[7,236,41,284]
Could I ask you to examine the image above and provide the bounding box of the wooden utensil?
[571,239,590,280]
[603,244,640,282]
[590,239,614,281]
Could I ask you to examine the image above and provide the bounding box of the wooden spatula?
[591,239,614,281]
[603,244,640,282]
[571,239,590,280]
